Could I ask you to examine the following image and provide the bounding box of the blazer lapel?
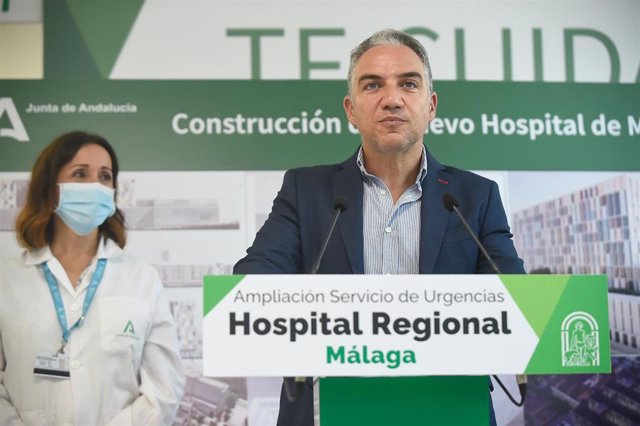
[419,149,452,274]
[332,152,364,274]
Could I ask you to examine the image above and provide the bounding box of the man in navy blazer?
[235,29,525,426]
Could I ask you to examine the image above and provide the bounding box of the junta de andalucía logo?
[561,311,600,367]
[0,98,29,142]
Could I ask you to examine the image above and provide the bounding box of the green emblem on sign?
[561,312,600,367]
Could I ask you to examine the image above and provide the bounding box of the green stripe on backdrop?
[0,81,637,171]
[45,0,145,78]
[44,0,100,78]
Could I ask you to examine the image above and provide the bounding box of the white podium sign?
[203,274,609,377]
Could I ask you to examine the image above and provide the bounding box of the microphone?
[310,196,349,274]
[284,196,350,401]
[442,193,527,406]
[442,193,502,274]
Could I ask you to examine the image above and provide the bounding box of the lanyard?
[42,258,107,347]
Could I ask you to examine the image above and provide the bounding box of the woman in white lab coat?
[0,131,185,425]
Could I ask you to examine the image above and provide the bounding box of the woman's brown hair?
[15,131,127,249]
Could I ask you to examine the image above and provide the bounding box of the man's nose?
[381,85,403,108]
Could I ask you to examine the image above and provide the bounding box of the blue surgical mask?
[55,182,116,236]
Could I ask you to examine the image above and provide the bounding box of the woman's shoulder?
[107,251,160,278]
[0,250,36,275]
[101,239,155,269]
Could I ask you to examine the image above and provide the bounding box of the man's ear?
[429,91,438,119]
[343,95,356,126]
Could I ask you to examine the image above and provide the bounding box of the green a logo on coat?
[123,320,136,335]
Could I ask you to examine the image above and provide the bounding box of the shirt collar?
[356,145,428,185]
[23,237,124,266]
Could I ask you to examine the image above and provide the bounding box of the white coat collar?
[23,237,124,266]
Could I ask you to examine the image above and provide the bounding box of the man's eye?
[364,82,379,90]
[403,81,418,89]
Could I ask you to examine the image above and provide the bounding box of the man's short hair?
[347,29,434,96]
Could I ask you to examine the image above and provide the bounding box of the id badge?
[34,352,70,379]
